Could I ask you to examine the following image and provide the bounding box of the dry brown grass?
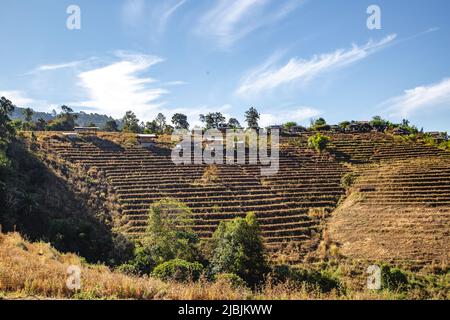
[1,232,424,300]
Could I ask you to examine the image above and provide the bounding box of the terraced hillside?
[38,133,349,257]
[36,131,450,267]
[328,157,450,269]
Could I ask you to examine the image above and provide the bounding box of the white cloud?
[197,0,302,48]
[159,0,188,31]
[75,53,169,119]
[259,106,322,127]
[122,0,187,34]
[236,34,397,97]
[381,78,450,118]
[33,61,83,72]
[0,90,35,107]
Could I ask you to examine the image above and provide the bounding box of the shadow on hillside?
[0,140,132,265]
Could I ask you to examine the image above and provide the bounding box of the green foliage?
[122,111,141,133]
[199,112,226,129]
[310,118,330,131]
[381,265,409,291]
[0,97,16,148]
[152,259,203,282]
[244,107,260,128]
[308,133,330,153]
[102,120,119,132]
[283,122,297,131]
[338,121,351,129]
[121,199,202,275]
[227,118,241,129]
[209,212,268,285]
[370,116,389,132]
[46,106,78,131]
[271,265,342,293]
[172,113,189,130]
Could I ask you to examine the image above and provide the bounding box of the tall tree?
[0,96,16,147]
[199,112,226,129]
[22,108,34,123]
[171,113,189,130]
[122,111,141,133]
[155,113,166,133]
[102,120,119,132]
[244,107,260,128]
[227,118,241,129]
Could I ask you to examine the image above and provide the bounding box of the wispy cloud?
[24,60,86,75]
[122,0,187,34]
[0,90,35,107]
[381,78,450,118]
[197,0,303,48]
[259,106,322,127]
[159,0,188,32]
[236,34,397,97]
[75,52,169,119]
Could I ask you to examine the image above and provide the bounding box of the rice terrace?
[0,0,449,305]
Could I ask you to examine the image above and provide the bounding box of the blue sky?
[1,0,450,131]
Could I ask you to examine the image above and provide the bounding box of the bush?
[214,273,248,289]
[209,212,268,285]
[152,259,203,282]
[308,133,330,153]
[119,199,202,275]
[341,172,358,189]
[381,265,409,291]
[271,265,342,293]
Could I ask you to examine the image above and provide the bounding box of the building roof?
[137,134,157,138]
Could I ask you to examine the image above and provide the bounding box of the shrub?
[381,265,409,291]
[308,133,330,153]
[152,259,203,282]
[214,273,248,289]
[119,199,202,275]
[201,165,219,184]
[341,172,358,189]
[209,212,268,285]
[271,265,342,293]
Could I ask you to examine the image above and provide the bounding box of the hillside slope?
[327,157,450,269]
[25,131,450,268]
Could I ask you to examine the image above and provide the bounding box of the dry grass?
[1,232,433,300]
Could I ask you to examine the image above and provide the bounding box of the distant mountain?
[11,107,123,128]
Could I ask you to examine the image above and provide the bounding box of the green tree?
[102,120,119,132]
[35,118,47,131]
[338,121,351,130]
[227,118,241,129]
[155,113,166,133]
[144,120,158,134]
[308,133,330,153]
[199,112,226,129]
[46,105,78,131]
[122,111,141,133]
[283,121,297,131]
[120,199,201,275]
[210,212,268,285]
[172,113,189,130]
[0,97,16,148]
[22,107,34,123]
[370,116,388,132]
[244,107,260,128]
[310,118,330,131]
